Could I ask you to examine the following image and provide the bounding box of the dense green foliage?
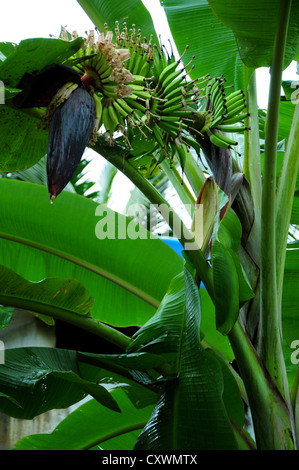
[0,0,298,450]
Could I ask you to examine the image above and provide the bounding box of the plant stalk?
[229,320,296,449]
[276,102,299,306]
[259,0,292,401]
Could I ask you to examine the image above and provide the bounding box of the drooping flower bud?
[47,87,96,202]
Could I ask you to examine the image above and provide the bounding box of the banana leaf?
[0,264,93,320]
[0,347,120,418]
[162,0,252,92]
[0,344,165,420]
[133,267,244,450]
[0,37,84,172]
[13,388,154,450]
[207,0,299,69]
[76,0,159,45]
[0,37,83,88]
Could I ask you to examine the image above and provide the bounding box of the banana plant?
[0,0,298,451]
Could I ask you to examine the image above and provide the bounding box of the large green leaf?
[127,272,186,372]
[0,106,48,172]
[76,0,159,45]
[161,0,252,91]
[129,270,243,450]
[0,42,16,60]
[0,179,183,327]
[207,0,299,69]
[211,201,254,335]
[0,37,83,88]
[0,306,14,329]
[13,388,154,450]
[0,345,164,421]
[211,240,240,335]
[131,268,243,450]
[0,264,93,317]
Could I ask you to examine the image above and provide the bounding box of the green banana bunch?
[58,24,251,171]
[203,76,250,149]
[114,28,204,164]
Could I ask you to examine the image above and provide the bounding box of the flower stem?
[93,138,214,300]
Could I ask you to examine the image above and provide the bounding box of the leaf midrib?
[0,231,160,309]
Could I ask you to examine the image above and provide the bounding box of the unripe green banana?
[225,94,246,112]
[125,97,146,113]
[152,123,165,147]
[225,103,247,119]
[108,103,122,130]
[170,109,194,118]
[162,95,185,110]
[208,129,238,148]
[157,58,179,86]
[225,89,245,102]
[163,85,184,102]
[95,55,111,76]
[176,142,189,171]
[211,82,224,106]
[113,98,131,117]
[101,105,114,132]
[139,59,153,77]
[159,115,181,122]
[183,134,201,153]
[159,68,182,92]
[132,51,144,75]
[130,90,151,100]
[163,76,186,97]
[158,121,179,137]
[213,99,227,120]
[212,90,226,112]
[222,112,250,125]
[160,103,184,114]
[100,66,114,80]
